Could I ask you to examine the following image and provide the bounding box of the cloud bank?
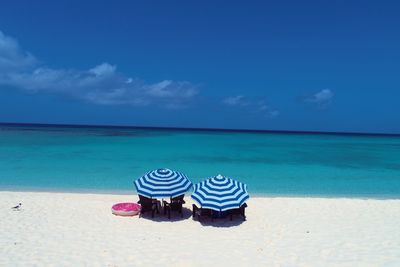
[0,31,198,109]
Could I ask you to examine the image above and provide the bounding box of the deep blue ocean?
[1,124,400,198]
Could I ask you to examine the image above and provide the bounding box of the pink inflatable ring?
[112,202,141,216]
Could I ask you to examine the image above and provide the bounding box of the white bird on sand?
[12,203,22,210]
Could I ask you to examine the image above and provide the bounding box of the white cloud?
[89,63,116,76]
[257,101,279,118]
[223,96,279,118]
[223,95,248,106]
[147,80,198,99]
[0,31,37,71]
[305,89,334,104]
[0,30,198,109]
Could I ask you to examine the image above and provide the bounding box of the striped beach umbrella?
[134,168,192,199]
[191,174,249,211]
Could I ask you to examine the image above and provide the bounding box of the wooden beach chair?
[163,194,185,219]
[137,195,160,218]
[192,204,214,221]
[227,203,248,221]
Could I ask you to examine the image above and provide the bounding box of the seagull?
[12,203,22,210]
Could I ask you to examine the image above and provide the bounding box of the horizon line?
[1,121,399,137]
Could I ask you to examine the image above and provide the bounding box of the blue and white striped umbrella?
[191,174,249,211]
[134,168,192,199]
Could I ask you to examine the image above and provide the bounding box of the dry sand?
[1,191,400,267]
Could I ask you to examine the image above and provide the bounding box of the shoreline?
[1,187,400,200]
[1,191,400,266]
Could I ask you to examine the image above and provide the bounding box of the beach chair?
[192,204,214,221]
[163,194,185,219]
[137,195,160,218]
[227,203,248,221]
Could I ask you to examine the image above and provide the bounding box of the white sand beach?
[1,191,400,267]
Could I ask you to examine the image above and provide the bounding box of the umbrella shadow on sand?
[136,207,246,227]
[138,207,193,222]
[194,216,246,228]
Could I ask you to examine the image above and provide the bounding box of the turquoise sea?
[1,124,400,198]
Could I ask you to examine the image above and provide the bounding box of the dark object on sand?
[227,203,247,221]
[137,195,160,218]
[192,204,214,221]
[12,203,22,210]
[192,203,247,221]
[163,194,185,219]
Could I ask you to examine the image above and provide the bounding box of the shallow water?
[1,124,400,197]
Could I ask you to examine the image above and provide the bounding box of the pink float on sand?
[112,202,141,216]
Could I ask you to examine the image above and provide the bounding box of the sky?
[0,1,399,133]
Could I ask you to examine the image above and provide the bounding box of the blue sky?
[0,1,399,133]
